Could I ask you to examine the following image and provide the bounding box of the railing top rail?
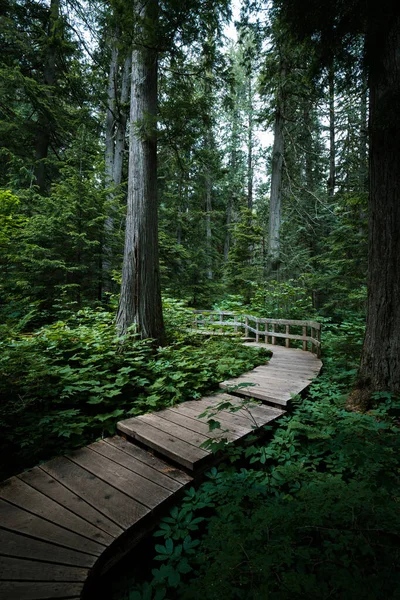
[193,310,321,330]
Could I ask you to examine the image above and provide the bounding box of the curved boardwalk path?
[0,344,322,600]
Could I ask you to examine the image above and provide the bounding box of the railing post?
[245,316,249,338]
[194,314,198,329]
[219,312,223,334]
[265,323,268,344]
[256,318,259,342]
[302,326,307,351]
[272,323,276,345]
[234,315,238,333]
[311,326,315,354]
[317,326,322,358]
[285,324,290,348]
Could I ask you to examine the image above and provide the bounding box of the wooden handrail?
[191,311,322,357]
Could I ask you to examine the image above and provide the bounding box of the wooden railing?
[192,311,322,358]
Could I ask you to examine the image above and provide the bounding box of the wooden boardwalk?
[220,343,322,407]
[0,343,322,600]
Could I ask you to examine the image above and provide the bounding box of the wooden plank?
[248,371,311,383]
[165,404,252,439]
[136,413,211,448]
[0,499,103,557]
[68,447,173,509]
[171,397,284,431]
[90,440,185,493]
[0,581,83,600]
[0,556,88,582]
[18,468,121,540]
[104,437,192,486]
[0,529,96,569]
[219,380,297,398]
[171,397,256,430]
[226,387,290,406]
[117,418,210,471]
[157,407,220,436]
[0,477,109,549]
[41,457,149,531]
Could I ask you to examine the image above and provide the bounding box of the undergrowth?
[0,301,269,479]
[109,322,400,600]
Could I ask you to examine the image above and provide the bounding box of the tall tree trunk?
[116,0,164,344]
[34,0,59,194]
[103,30,120,295]
[114,53,131,187]
[327,64,336,198]
[205,164,213,280]
[359,68,368,194]
[268,73,285,273]
[105,30,119,190]
[225,101,239,263]
[353,13,400,402]
[247,76,254,211]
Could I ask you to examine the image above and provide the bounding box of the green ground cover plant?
[0,300,269,480]
[109,323,400,600]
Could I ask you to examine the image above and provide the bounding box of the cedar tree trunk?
[353,12,400,403]
[116,0,165,344]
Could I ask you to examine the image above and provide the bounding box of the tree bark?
[355,13,400,399]
[114,53,131,187]
[116,0,165,344]
[327,64,336,199]
[247,76,254,211]
[34,0,59,194]
[268,72,285,272]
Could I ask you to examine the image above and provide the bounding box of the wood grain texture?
[18,468,121,540]
[0,581,83,600]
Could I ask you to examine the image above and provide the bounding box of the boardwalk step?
[117,395,284,472]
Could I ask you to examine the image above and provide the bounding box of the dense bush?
[0,302,269,479]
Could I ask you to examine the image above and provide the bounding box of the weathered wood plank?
[117,418,210,471]
[18,468,121,540]
[41,457,149,530]
[68,447,173,509]
[104,437,192,486]
[0,555,88,581]
[0,499,103,557]
[90,440,185,493]
[136,413,211,447]
[0,581,83,600]
[0,477,109,549]
[0,529,96,568]
[165,404,252,439]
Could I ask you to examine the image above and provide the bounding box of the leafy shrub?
[0,303,268,479]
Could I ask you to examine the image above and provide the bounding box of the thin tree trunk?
[268,76,284,272]
[359,68,368,194]
[247,76,254,211]
[327,64,336,198]
[225,101,239,263]
[116,0,164,344]
[205,165,213,280]
[354,13,400,401]
[103,30,119,295]
[114,53,131,187]
[34,0,59,194]
[224,199,231,262]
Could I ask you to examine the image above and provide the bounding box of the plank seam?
[38,465,128,533]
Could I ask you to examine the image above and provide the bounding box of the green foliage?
[112,331,400,600]
[0,302,267,479]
